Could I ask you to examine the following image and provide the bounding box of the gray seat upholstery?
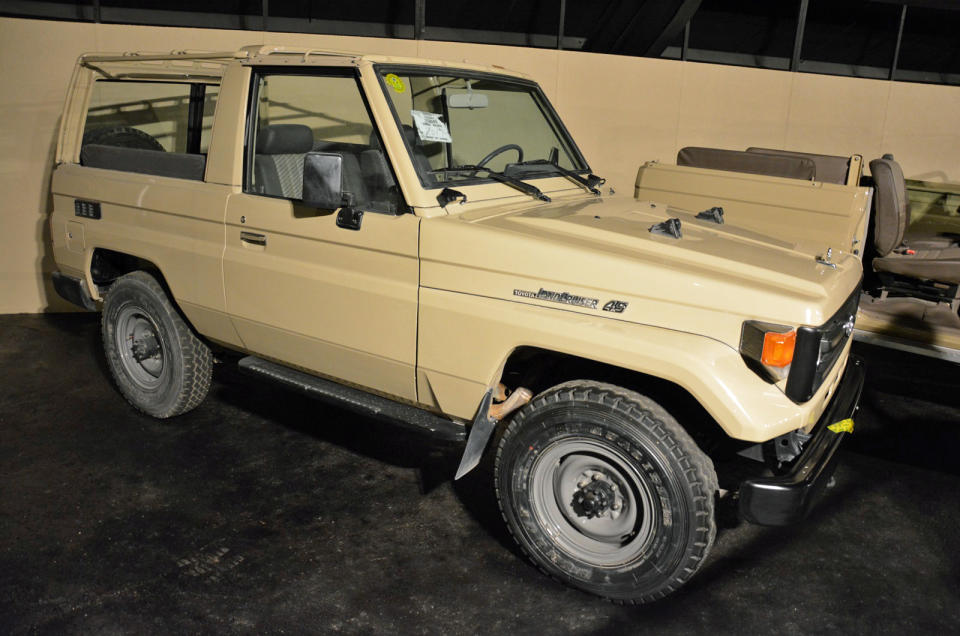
[400,125,436,180]
[311,140,372,209]
[361,138,400,214]
[254,124,314,199]
[746,147,850,185]
[870,156,960,285]
[677,147,816,181]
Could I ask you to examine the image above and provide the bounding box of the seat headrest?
[257,124,313,155]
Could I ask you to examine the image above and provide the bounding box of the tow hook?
[489,384,533,421]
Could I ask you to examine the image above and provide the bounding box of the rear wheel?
[495,381,717,603]
[101,271,211,418]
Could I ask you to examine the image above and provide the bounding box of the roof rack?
[80,50,242,64]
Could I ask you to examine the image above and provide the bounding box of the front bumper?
[739,355,865,526]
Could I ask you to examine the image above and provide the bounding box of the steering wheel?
[476,144,524,168]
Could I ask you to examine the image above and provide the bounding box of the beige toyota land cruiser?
[49,45,864,603]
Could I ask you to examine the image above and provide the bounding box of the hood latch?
[649,218,683,240]
[696,206,725,224]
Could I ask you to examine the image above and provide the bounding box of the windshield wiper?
[435,166,552,203]
[513,159,606,195]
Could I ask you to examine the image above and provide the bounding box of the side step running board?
[238,356,466,442]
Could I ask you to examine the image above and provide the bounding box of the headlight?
[739,320,796,382]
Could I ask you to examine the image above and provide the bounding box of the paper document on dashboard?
[411,110,452,143]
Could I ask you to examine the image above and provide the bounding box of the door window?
[246,71,403,215]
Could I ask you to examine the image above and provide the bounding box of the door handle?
[240,231,267,246]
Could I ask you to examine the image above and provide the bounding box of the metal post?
[262,0,268,31]
[890,4,907,81]
[415,0,426,40]
[681,20,689,61]
[93,0,101,23]
[557,0,566,50]
[791,0,809,72]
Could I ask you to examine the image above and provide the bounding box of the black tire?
[101,271,211,418]
[82,126,165,152]
[495,381,717,603]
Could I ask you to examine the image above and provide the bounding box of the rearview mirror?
[302,152,345,209]
[447,91,489,109]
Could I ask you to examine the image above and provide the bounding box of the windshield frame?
[373,64,591,191]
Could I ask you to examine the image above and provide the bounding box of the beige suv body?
[50,46,865,603]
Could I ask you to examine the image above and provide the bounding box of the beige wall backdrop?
[2,16,959,314]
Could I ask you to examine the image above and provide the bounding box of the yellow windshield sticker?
[828,418,854,434]
[385,73,406,93]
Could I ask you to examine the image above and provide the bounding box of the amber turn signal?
[760,330,796,367]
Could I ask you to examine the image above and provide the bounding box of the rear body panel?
[635,161,872,260]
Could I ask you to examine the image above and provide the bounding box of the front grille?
[785,284,861,403]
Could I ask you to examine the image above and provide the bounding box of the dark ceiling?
[2,0,958,84]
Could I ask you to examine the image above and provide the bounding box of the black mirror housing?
[302,152,345,209]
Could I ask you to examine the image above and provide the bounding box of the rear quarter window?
[80,80,218,181]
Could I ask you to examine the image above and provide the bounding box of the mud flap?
[454,388,495,480]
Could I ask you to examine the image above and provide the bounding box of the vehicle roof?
[78,44,530,81]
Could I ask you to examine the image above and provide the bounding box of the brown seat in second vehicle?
[746,147,850,186]
[677,146,816,181]
[870,156,960,285]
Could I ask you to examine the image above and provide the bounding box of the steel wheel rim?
[529,437,657,567]
[115,304,165,390]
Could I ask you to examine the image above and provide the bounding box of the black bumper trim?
[52,272,97,311]
[739,355,865,526]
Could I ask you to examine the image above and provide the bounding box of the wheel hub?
[115,305,165,390]
[571,475,619,519]
[530,444,655,565]
[130,331,161,362]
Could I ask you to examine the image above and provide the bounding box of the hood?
[419,193,863,347]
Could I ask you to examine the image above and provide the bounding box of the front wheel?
[495,381,717,603]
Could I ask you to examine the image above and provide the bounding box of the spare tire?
[82,126,165,152]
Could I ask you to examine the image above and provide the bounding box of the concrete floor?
[1,313,959,633]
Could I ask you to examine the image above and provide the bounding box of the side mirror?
[302,152,346,210]
[302,151,364,230]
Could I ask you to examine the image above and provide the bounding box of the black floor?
[2,313,959,633]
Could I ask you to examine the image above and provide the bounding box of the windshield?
[376,67,588,188]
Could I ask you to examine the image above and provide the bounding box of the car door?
[222,68,420,402]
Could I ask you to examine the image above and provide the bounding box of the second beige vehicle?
[50,45,864,603]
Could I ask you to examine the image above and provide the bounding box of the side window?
[247,72,402,215]
[80,80,218,181]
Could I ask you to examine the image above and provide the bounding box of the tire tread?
[101,271,211,418]
[494,380,718,605]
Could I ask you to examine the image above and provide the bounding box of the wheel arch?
[491,345,727,450]
[89,247,175,299]
[87,248,204,341]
